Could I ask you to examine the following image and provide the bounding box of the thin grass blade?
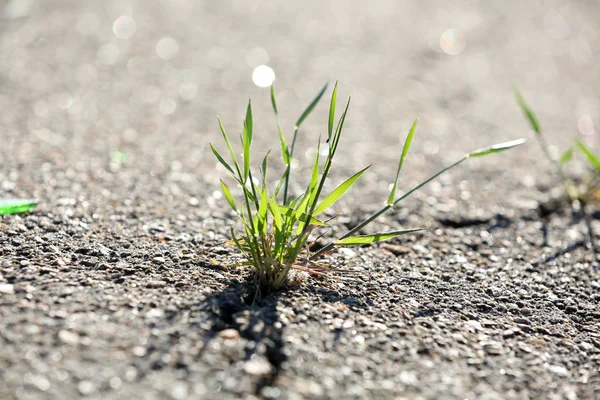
[270,85,279,117]
[313,166,370,215]
[388,118,417,205]
[514,89,541,134]
[217,118,242,177]
[467,138,526,158]
[328,81,338,140]
[242,100,253,181]
[0,199,38,215]
[575,140,600,171]
[211,144,236,177]
[295,82,328,130]
[220,180,237,212]
[335,228,424,246]
[268,197,283,231]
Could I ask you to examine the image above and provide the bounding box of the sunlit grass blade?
[514,89,541,135]
[295,82,328,130]
[220,180,237,212]
[575,139,600,171]
[268,197,283,231]
[467,138,526,158]
[261,151,270,186]
[335,228,424,246]
[270,85,279,117]
[218,117,242,177]
[278,206,327,226]
[388,118,417,205]
[328,81,338,140]
[242,100,253,182]
[560,147,574,165]
[211,144,236,177]
[313,166,370,215]
[0,199,38,215]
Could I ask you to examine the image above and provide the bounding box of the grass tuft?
[212,83,525,297]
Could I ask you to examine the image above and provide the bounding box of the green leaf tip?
[294,82,328,131]
[575,139,600,171]
[514,89,541,135]
[388,118,418,205]
[0,199,39,215]
[335,228,424,246]
[467,138,526,158]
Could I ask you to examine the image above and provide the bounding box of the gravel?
[1,0,600,399]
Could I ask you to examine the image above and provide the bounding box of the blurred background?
[1,0,599,212]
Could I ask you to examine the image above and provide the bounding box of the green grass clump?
[212,82,524,296]
[515,89,600,203]
[515,89,600,248]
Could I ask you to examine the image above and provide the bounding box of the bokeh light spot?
[440,28,467,55]
[252,65,275,88]
[578,115,595,136]
[113,16,137,39]
[156,37,179,60]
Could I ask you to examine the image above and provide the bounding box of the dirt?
[1,0,600,399]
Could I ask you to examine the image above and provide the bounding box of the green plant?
[212,82,525,296]
[0,199,38,215]
[515,89,600,247]
[515,89,600,201]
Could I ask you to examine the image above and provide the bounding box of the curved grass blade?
[295,82,328,130]
[217,117,242,178]
[313,165,370,215]
[467,138,526,158]
[575,140,600,171]
[514,89,541,134]
[388,118,417,205]
[328,81,338,140]
[242,100,253,181]
[220,180,237,212]
[335,228,423,246]
[211,144,236,177]
[270,85,279,117]
[0,199,38,215]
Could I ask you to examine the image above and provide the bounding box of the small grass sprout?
[515,88,600,247]
[212,82,525,295]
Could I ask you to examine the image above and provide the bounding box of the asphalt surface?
[1,0,600,399]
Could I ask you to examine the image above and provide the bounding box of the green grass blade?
[388,118,417,205]
[210,144,236,177]
[242,100,253,182]
[295,82,328,130]
[560,147,574,165]
[0,199,38,215]
[514,89,541,134]
[467,138,526,158]
[220,180,237,212]
[270,85,279,117]
[575,139,600,171]
[217,117,242,178]
[261,151,270,187]
[328,81,338,140]
[313,165,370,215]
[268,196,283,231]
[335,228,424,246]
[279,127,290,165]
[278,206,327,226]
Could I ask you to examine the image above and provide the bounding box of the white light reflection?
[252,65,275,88]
